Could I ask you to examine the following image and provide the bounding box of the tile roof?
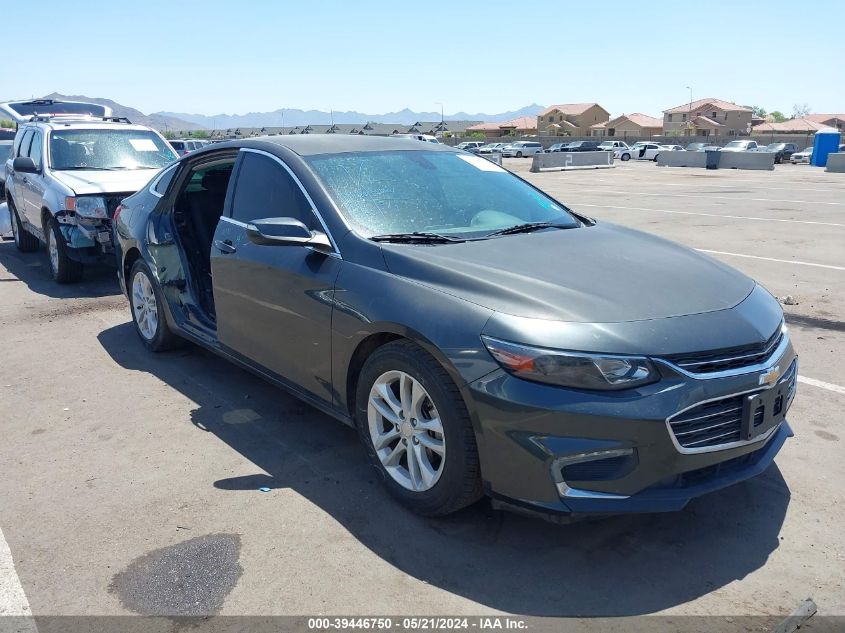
[467,116,537,131]
[692,115,724,128]
[753,118,831,133]
[805,113,845,124]
[664,98,752,114]
[539,103,601,116]
[605,112,663,129]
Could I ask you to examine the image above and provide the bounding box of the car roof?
[20,120,155,132]
[214,134,457,157]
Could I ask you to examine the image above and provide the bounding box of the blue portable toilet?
[811,128,841,167]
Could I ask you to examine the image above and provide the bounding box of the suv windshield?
[724,141,746,148]
[307,150,579,238]
[49,129,177,170]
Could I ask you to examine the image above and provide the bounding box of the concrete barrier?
[718,151,775,170]
[481,152,502,165]
[657,152,707,168]
[530,151,613,172]
[825,153,845,173]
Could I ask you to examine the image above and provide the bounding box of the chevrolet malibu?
[113,136,797,520]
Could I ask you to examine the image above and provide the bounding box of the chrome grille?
[669,359,797,450]
[666,326,783,374]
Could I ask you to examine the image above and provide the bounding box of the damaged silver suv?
[4,115,177,282]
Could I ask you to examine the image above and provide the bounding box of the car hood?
[51,169,161,195]
[380,222,755,323]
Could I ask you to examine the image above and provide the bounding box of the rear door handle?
[214,239,237,254]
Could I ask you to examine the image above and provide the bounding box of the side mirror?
[13,157,38,173]
[246,217,333,253]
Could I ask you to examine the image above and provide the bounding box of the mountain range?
[42,93,203,131]
[35,94,545,131]
[154,104,546,130]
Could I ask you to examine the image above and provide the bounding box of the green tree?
[769,111,787,123]
[190,130,210,139]
[745,105,767,118]
[0,118,14,129]
[467,131,486,139]
[162,130,177,140]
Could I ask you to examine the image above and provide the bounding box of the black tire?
[9,201,39,253]
[620,153,630,161]
[46,217,83,283]
[516,151,523,158]
[653,154,660,162]
[355,340,482,516]
[128,259,183,352]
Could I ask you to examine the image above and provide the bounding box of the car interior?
[172,158,237,318]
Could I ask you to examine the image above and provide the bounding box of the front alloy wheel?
[355,340,482,516]
[368,370,446,492]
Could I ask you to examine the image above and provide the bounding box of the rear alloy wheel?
[516,151,523,158]
[9,203,39,252]
[129,260,182,351]
[46,217,83,283]
[356,341,482,516]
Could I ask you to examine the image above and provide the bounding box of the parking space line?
[0,526,36,627]
[569,203,845,227]
[798,375,845,396]
[571,189,845,206]
[579,177,845,194]
[697,249,845,271]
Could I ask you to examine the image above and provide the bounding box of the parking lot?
[1,159,843,623]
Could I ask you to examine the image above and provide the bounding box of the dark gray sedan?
[113,135,797,520]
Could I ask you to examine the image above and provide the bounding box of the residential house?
[805,113,845,131]
[466,116,538,138]
[663,98,752,137]
[537,103,610,136]
[591,113,663,139]
[752,118,832,134]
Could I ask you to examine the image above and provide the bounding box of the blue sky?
[6,0,843,118]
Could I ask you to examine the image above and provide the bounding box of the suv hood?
[51,169,161,196]
[381,222,754,323]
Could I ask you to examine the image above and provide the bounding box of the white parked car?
[629,142,667,161]
[790,147,813,164]
[456,141,485,152]
[501,141,543,157]
[390,133,439,144]
[477,142,508,154]
[598,140,632,161]
[721,140,761,152]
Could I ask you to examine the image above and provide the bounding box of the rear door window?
[229,152,317,229]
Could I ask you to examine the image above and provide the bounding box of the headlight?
[74,196,108,219]
[481,336,659,391]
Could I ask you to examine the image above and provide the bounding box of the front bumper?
[467,338,797,519]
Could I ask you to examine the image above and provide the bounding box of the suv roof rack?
[28,114,132,124]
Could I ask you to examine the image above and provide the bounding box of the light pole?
[685,85,692,137]
[435,102,444,124]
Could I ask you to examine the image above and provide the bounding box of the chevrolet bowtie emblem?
[759,365,781,387]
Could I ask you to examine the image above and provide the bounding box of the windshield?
[307,150,579,238]
[724,141,745,148]
[767,144,785,150]
[49,129,178,170]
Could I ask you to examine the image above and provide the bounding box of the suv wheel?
[355,340,482,516]
[46,218,83,283]
[9,202,39,252]
[516,151,523,158]
[129,260,182,351]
